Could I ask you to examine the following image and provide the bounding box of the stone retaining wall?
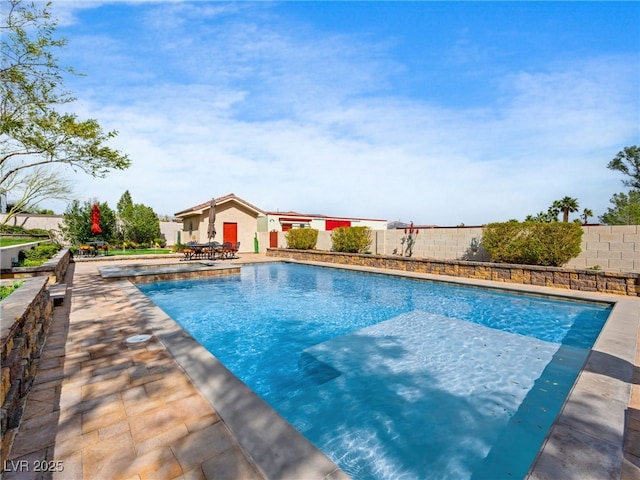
[0,276,53,464]
[267,249,639,296]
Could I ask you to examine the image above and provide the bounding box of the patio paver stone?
[4,260,263,480]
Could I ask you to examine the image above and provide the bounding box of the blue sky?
[45,1,639,225]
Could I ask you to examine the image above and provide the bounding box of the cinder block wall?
[565,225,639,272]
[273,225,639,273]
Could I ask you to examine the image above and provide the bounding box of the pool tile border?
[121,258,639,479]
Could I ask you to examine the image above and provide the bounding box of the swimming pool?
[138,262,612,479]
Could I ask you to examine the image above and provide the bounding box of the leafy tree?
[0,166,72,225]
[60,199,117,244]
[603,146,640,225]
[0,0,130,188]
[607,146,640,190]
[115,190,160,245]
[117,190,134,241]
[553,196,579,223]
[600,190,640,225]
[127,203,161,245]
[59,200,84,244]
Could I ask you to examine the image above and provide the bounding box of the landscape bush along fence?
[481,221,583,266]
[331,226,373,253]
[0,276,53,464]
[285,228,319,250]
[267,249,639,296]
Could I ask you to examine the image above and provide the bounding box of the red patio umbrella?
[91,204,102,235]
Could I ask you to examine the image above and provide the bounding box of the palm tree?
[554,196,579,222]
[547,202,561,221]
[581,208,594,225]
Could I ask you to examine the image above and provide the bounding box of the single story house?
[175,194,388,252]
[174,194,266,252]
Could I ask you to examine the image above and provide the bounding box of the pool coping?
[119,276,348,480]
[98,261,241,284]
[120,259,640,479]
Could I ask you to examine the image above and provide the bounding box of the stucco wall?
[180,203,260,252]
[0,214,63,231]
[160,221,183,246]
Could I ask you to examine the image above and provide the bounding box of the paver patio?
[4,259,263,480]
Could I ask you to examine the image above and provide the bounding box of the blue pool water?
[138,263,612,479]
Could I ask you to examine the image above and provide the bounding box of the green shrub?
[18,243,62,267]
[482,221,583,266]
[331,226,372,253]
[0,281,23,301]
[285,228,318,250]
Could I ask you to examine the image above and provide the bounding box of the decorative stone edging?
[0,276,53,464]
[266,249,639,296]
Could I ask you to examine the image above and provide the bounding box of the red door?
[223,223,237,244]
[269,231,278,248]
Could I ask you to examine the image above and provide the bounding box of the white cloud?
[44,2,638,225]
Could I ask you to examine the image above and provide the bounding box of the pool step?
[299,352,341,385]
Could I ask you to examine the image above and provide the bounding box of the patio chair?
[229,242,240,259]
[203,242,220,260]
[182,241,198,261]
[212,241,224,260]
[220,242,233,259]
